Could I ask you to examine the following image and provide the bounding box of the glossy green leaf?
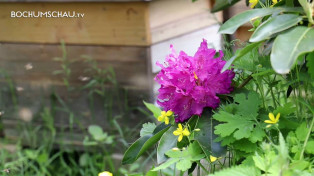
[157,126,177,164]
[219,7,303,34]
[194,109,226,158]
[143,101,161,119]
[271,26,314,74]
[299,0,314,24]
[211,0,241,13]
[122,123,170,165]
[222,41,263,72]
[250,14,302,42]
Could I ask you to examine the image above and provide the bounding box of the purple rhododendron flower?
[155,39,235,122]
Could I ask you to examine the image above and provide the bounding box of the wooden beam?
[0,2,151,46]
[149,0,222,44]
[0,43,151,89]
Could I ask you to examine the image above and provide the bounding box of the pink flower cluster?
[155,39,235,122]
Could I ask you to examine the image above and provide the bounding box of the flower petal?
[268,113,275,121]
[178,134,183,142]
[165,117,169,125]
[166,110,173,116]
[158,116,164,122]
[275,113,280,122]
[264,120,276,124]
[178,123,183,130]
[182,128,190,136]
[173,130,181,136]
[210,155,217,162]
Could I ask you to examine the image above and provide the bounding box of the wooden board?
[149,0,222,43]
[0,43,151,90]
[0,2,151,46]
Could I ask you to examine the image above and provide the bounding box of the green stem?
[196,161,209,174]
[300,117,314,160]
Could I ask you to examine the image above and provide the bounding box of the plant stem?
[300,116,314,160]
[237,75,253,89]
[196,161,209,174]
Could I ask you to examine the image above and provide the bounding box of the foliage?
[122,0,313,175]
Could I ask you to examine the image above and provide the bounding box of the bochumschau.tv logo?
[11,11,85,18]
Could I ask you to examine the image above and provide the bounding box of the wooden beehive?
[0,0,222,148]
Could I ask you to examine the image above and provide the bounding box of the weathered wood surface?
[227,0,252,41]
[0,43,151,90]
[149,0,222,43]
[0,2,151,46]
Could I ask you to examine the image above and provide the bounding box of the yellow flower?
[210,155,218,162]
[158,110,173,125]
[249,0,259,8]
[272,0,278,4]
[264,113,280,124]
[98,171,113,176]
[173,123,190,142]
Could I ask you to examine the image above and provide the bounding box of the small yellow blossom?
[158,110,173,125]
[173,123,190,142]
[249,0,259,8]
[98,171,113,176]
[194,128,201,132]
[210,155,218,162]
[264,113,280,124]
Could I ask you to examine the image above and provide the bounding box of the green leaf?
[290,160,310,170]
[157,126,177,164]
[295,122,308,141]
[143,101,162,119]
[122,123,170,165]
[155,142,205,171]
[299,0,314,24]
[152,158,179,171]
[219,7,303,34]
[176,160,192,171]
[305,140,314,154]
[214,111,254,139]
[233,92,260,117]
[273,102,296,116]
[306,52,314,79]
[250,14,302,42]
[194,109,226,157]
[211,0,241,13]
[270,26,314,74]
[222,41,263,72]
[140,123,156,137]
[145,166,158,176]
[209,165,260,176]
[233,139,257,153]
[88,125,107,141]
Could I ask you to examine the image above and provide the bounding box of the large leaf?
[211,0,241,13]
[250,14,302,42]
[122,123,170,165]
[157,126,177,164]
[271,26,314,74]
[219,7,303,34]
[299,0,314,24]
[143,101,161,119]
[194,108,226,158]
[222,41,263,72]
